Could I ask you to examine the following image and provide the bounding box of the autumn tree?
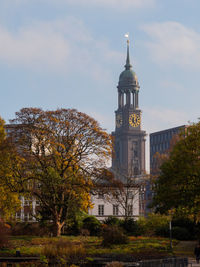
[0,117,20,220]
[0,108,112,236]
[152,122,200,221]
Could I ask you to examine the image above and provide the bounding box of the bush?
[104,217,121,227]
[172,227,191,241]
[101,226,129,247]
[42,239,86,264]
[155,225,169,238]
[120,218,141,236]
[172,217,195,239]
[0,221,11,248]
[137,214,170,236]
[11,222,52,236]
[82,216,101,236]
[65,211,88,235]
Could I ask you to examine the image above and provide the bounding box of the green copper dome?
[118,39,139,87]
[119,69,138,85]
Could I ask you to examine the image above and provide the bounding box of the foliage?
[137,213,170,236]
[120,218,141,236]
[152,122,200,220]
[64,211,88,235]
[0,235,174,260]
[0,117,21,219]
[171,227,191,241]
[0,108,112,236]
[172,217,195,235]
[11,222,52,236]
[101,226,129,247]
[82,216,101,236]
[104,217,121,226]
[0,221,11,248]
[42,239,86,264]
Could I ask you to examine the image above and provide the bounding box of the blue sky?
[0,0,200,170]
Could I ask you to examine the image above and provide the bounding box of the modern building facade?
[150,125,186,175]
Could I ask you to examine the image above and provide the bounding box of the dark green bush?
[104,217,121,226]
[101,225,129,246]
[172,217,195,238]
[155,225,169,238]
[82,216,101,236]
[120,218,142,236]
[137,214,170,236]
[172,226,191,240]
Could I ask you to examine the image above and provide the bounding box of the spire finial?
[124,33,132,70]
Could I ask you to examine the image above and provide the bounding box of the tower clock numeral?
[129,113,140,127]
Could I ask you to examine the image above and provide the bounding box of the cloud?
[143,106,189,134]
[0,24,69,70]
[10,0,156,9]
[0,18,122,80]
[62,0,156,9]
[142,21,200,69]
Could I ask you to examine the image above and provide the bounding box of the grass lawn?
[0,235,177,261]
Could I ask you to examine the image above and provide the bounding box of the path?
[174,241,200,266]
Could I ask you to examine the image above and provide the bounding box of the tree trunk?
[53,221,64,237]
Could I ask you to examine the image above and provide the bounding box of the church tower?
[112,39,146,178]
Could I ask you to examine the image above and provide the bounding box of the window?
[24,198,30,206]
[127,191,133,199]
[113,205,119,216]
[16,212,21,220]
[128,205,133,216]
[98,205,104,216]
[24,213,29,221]
[134,150,138,157]
[98,192,104,199]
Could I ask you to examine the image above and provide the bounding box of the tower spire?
[124,34,132,70]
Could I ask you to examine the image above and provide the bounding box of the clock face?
[129,113,141,127]
[116,114,123,128]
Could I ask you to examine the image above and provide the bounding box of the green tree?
[0,117,20,220]
[152,122,200,221]
[0,108,112,236]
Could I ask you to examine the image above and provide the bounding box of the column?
[135,91,139,108]
[118,92,121,108]
[132,92,135,108]
[126,92,130,106]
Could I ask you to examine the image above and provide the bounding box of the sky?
[0,0,200,171]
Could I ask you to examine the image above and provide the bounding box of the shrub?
[155,225,169,238]
[172,227,191,241]
[104,217,121,226]
[101,226,129,247]
[42,239,86,264]
[137,214,170,236]
[0,221,11,248]
[11,222,51,236]
[120,218,141,236]
[172,217,195,239]
[82,216,101,236]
